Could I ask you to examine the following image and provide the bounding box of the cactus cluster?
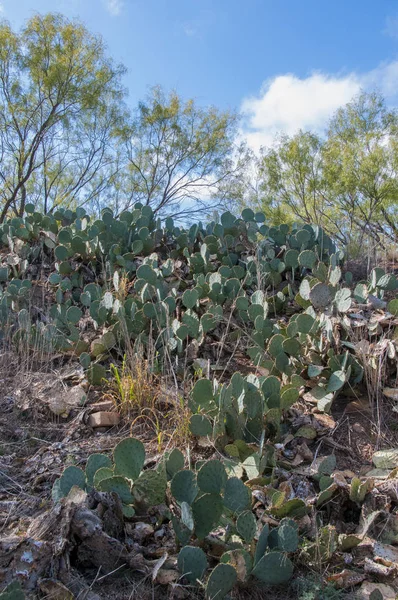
[52,438,166,514]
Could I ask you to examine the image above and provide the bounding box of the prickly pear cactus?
[177,546,207,584]
[113,437,145,481]
[205,563,237,599]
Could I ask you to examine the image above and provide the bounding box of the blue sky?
[2,0,398,148]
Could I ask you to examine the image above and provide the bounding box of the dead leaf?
[327,569,365,588]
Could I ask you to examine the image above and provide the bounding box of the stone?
[89,400,115,413]
[88,411,120,428]
[373,449,398,469]
[357,582,395,600]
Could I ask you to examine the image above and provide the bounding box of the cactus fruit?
[177,546,207,584]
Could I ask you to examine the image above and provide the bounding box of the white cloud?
[0,3,4,14]
[103,0,123,16]
[240,60,398,152]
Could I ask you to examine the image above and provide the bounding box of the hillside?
[1,204,398,600]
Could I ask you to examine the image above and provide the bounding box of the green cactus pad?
[276,519,299,552]
[192,493,223,539]
[334,288,352,312]
[252,551,293,584]
[189,414,212,437]
[205,563,237,600]
[298,249,316,269]
[191,378,214,411]
[326,369,346,392]
[254,524,269,565]
[59,466,86,497]
[284,249,299,269]
[114,437,145,481]
[133,469,167,506]
[86,363,106,385]
[236,510,256,542]
[66,306,82,324]
[122,504,136,518]
[93,467,114,487]
[177,546,208,584]
[271,498,308,518]
[197,460,227,494]
[295,313,315,334]
[136,264,157,285]
[97,475,134,504]
[223,477,251,513]
[182,288,199,309]
[309,282,332,308]
[85,453,112,486]
[0,581,26,600]
[220,549,252,582]
[171,469,199,505]
[165,448,185,480]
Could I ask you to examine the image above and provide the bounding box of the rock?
[88,411,120,428]
[373,449,398,469]
[357,582,395,599]
[39,579,74,599]
[48,385,87,417]
[155,569,178,585]
[89,400,115,413]
[383,388,398,401]
[131,522,154,542]
[353,422,366,434]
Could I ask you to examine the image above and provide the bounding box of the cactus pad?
[205,563,237,600]
[59,466,86,497]
[114,437,145,481]
[223,477,251,513]
[85,453,112,486]
[171,469,199,505]
[177,546,207,584]
[192,493,223,539]
[252,551,293,584]
[197,460,227,494]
